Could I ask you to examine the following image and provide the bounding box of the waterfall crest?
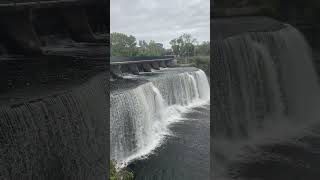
[110,69,210,167]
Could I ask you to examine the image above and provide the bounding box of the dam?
[110,66,210,179]
[212,16,320,179]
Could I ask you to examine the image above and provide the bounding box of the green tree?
[111,32,138,56]
[138,40,149,55]
[169,38,180,56]
[170,33,197,58]
[195,41,210,56]
[138,40,165,56]
[110,161,134,180]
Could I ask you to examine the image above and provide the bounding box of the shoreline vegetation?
[110,32,210,58]
[110,161,134,180]
[177,56,210,77]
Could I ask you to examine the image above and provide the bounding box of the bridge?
[110,56,176,78]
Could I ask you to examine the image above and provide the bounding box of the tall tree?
[170,33,197,58]
[111,32,138,56]
[138,40,165,56]
[195,41,210,56]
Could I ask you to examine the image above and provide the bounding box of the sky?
[111,0,210,49]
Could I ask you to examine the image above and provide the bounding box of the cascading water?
[110,69,210,168]
[0,73,109,179]
[213,22,320,179]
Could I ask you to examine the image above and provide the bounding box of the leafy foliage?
[111,32,209,58]
[111,33,166,57]
[138,40,166,56]
[170,34,210,58]
[110,161,134,180]
[111,32,138,56]
[170,33,197,57]
[195,41,210,56]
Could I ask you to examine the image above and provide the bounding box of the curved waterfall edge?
[0,73,109,179]
[110,69,210,168]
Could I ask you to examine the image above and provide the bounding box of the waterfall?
[212,24,320,140]
[110,69,210,167]
[0,73,108,179]
[212,22,320,179]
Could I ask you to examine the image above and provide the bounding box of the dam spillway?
[212,17,320,179]
[110,67,210,167]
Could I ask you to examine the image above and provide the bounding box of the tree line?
[111,32,209,57]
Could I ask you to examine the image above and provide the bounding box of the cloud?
[111,0,210,48]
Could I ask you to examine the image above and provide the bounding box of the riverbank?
[177,56,210,77]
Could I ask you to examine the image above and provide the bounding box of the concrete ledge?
[142,63,152,72]
[212,16,285,40]
[127,64,140,75]
[159,61,167,68]
[151,62,160,70]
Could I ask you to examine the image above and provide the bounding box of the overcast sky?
[111,0,210,48]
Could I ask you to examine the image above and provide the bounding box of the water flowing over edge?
[212,22,320,179]
[110,69,210,168]
[0,73,109,179]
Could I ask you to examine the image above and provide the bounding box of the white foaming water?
[110,69,210,168]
